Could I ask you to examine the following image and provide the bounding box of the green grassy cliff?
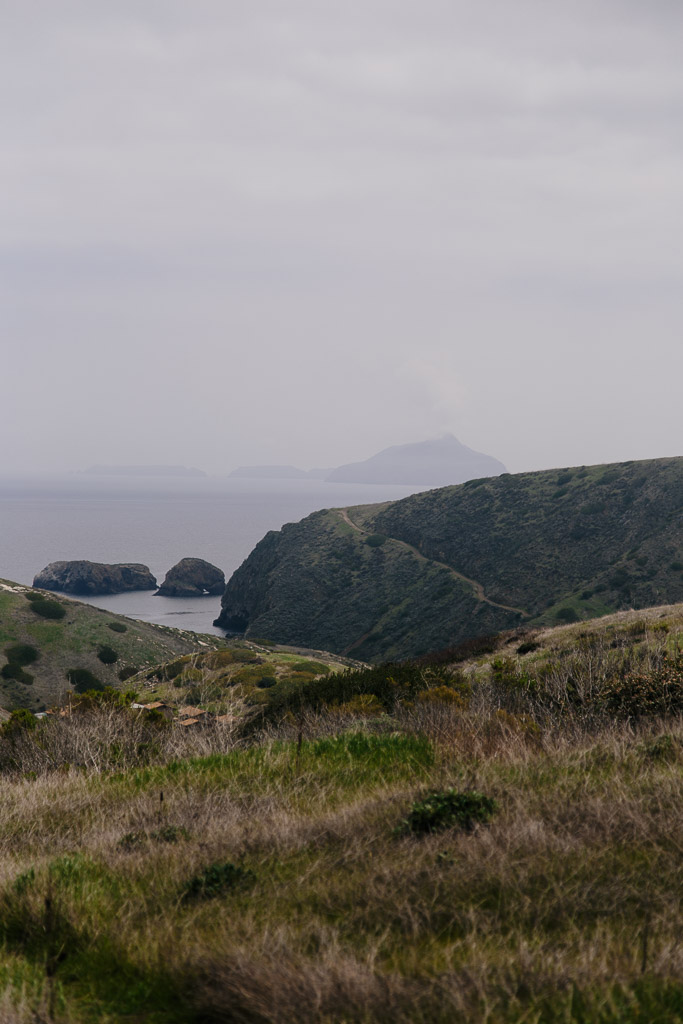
[0,580,224,710]
[215,456,683,660]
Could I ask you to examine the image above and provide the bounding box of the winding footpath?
[336,508,528,619]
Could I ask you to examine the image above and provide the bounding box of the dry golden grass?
[0,701,679,1022]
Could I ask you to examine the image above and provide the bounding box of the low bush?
[1,664,34,684]
[118,665,138,682]
[516,641,539,655]
[97,645,119,665]
[107,621,127,633]
[29,598,66,620]
[66,668,104,693]
[183,862,253,902]
[639,734,680,763]
[555,606,579,623]
[4,644,39,667]
[365,534,387,547]
[400,790,498,835]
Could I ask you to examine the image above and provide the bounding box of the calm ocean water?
[0,475,424,635]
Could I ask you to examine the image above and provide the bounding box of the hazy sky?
[2,0,682,475]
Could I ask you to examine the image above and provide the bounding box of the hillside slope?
[0,580,223,710]
[215,457,683,660]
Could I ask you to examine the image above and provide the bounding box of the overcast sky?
[2,0,682,475]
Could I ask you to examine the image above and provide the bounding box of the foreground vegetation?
[0,606,681,1022]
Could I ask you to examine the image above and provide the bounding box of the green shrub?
[29,599,66,620]
[118,665,138,682]
[670,561,683,572]
[639,734,680,763]
[556,472,573,486]
[256,676,277,689]
[97,645,119,665]
[555,606,579,623]
[4,644,39,667]
[2,709,37,737]
[107,621,127,633]
[365,534,387,548]
[182,862,253,901]
[24,592,44,603]
[400,790,498,835]
[67,668,103,693]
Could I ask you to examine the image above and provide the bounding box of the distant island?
[229,436,505,487]
[84,465,207,478]
[326,436,506,486]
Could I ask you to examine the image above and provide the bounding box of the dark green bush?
[97,645,119,665]
[556,472,573,486]
[256,676,277,689]
[555,607,579,623]
[400,790,498,835]
[4,644,39,667]
[365,534,387,548]
[671,561,683,572]
[182,862,253,901]
[1,664,34,684]
[24,592,44,603]
[66,668,103,693]
[107,621,127,633]
[118,665,137,682]
[516,641,540,655]
[29,599,66,620]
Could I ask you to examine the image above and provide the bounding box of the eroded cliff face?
[33,561,157,595]
[156,558,225,597]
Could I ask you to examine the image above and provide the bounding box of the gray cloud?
[2,1,682,473]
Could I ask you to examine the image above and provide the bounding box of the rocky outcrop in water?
[156,558,225,597]
[33,561,157,595]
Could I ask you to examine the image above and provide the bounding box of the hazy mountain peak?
[325,435,506,486]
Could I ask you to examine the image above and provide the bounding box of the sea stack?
[156,558,225,597]
[33,561,158,595]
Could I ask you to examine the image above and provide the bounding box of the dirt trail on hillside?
[337,508,528,618]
